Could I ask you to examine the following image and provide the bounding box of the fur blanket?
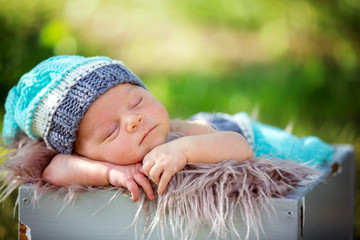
[0,137,318,240]
[139,158,317,240]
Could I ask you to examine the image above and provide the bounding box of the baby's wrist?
[106,164,116,186]
[178,137,192,164]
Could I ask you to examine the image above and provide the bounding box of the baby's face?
[74,83,170,165]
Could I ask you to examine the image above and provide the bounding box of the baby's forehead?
[92,83,138,105]
[80,83,130,115]
[76,83,141,131]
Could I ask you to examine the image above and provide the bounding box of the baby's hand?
[142,140,188,194]
[108,163,155,202]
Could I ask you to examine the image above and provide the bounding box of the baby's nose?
[126,115,143,133]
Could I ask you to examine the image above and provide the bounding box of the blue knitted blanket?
[190,112,334,166]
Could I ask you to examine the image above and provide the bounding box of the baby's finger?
[157,171,173,195]
[149,164,163,185]
[142,156,155,176]
[138,166,146,175]
[126,180,140,202]
[134,172,155,200]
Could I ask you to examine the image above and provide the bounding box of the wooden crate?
[18,145,354,240]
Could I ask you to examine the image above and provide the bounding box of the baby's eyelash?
[104,123,119,141]
[130,96,143,109]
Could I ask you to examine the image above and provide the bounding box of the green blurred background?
[0,0,359,238]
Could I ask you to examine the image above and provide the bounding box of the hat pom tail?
[3,87,21,143]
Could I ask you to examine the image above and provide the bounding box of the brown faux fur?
[0,133,56,202]
[140,159,317,240]
[0,134,318,240]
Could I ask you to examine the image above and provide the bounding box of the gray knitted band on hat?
[47,63,146,154]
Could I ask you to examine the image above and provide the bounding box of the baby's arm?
[170,119,253,161]
[42,154,155,201]
[170,119,216,135]
[143,120,253,194]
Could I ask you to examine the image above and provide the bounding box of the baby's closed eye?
[129,96,143,109]
[104,122,119,141]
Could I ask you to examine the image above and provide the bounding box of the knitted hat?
[3,55,146,154]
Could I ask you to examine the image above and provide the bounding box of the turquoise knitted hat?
[3,55,146,154]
